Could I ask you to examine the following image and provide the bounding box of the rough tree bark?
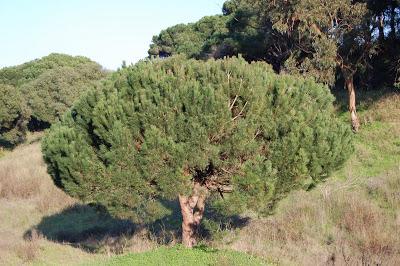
[345,75,360,132]
[178,183,207,248]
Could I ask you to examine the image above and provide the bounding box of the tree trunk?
[390,1,396,39]
[378,14,385,42]
[178,183,207,248]
[345,76,360,132]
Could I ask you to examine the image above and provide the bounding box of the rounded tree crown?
[42,56,353,222]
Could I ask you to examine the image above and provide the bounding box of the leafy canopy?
[0,84,30,146]
[42,56,353,223]
[0,53,106,146]
[148,15,230,59]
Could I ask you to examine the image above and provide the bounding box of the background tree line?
[149,0,400,131]
[0,53,107,147]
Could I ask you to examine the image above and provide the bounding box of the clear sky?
[0,0,225,70]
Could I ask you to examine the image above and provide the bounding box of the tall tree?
[226,0,372,132]
[149,1,384,131]
[148,15,229,58]
[21,63,105,125]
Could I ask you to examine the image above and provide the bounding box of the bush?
[42,56,353,246]
[0,84,30,146]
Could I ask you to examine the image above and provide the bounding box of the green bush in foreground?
[42,56,353,247]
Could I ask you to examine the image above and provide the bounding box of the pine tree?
[0,53,107,146]
[21,64,105,125]
[42,56,353,247]
[0,84,30,146]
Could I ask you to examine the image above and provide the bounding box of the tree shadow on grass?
[24,203,136,253]
[24,201,250,253]
[146,200,250,245]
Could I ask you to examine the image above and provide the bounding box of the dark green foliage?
[148,15,229,58]
[21,64,106,124]
[0,84,30,146]
[42,56,353,223]
[0,53,101,87]
[0,53,106,146]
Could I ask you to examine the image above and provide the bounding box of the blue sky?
[0,0,225,70]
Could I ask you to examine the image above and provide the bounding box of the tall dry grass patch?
[361,92,400,124]
[0,143,44,199]
[15,229,42,263]
[0,141,74,210]
[368,93,400,123]
[0,139,76,265]
[218,169,400,265]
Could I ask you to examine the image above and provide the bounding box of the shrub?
[0,84,30,146]
[42,56,353,247]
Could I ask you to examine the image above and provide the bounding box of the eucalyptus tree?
[234,0,372,132]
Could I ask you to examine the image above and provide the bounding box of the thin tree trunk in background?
[390,2,396,39]
[378,14,385,42]
[345,76,360,132]
[178,183,207,248]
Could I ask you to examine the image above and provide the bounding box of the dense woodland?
[0,0,399,256]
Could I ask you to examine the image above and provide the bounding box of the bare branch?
[229,95,238,110]
[232,101,248,121]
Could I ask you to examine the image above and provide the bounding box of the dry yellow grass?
[0,136,75,211]
[0,135,157,265]
[0,135,101,265]
[217,170,400,265]
[364,92,400,124]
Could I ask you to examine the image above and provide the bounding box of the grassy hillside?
[215,91,400,265]
[0,134,103,265]
[0,91,399,265]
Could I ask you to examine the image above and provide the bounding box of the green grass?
[332,121,400,180]
[89,245,268,266]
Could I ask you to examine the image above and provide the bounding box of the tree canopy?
[0,53,102,87]
[0,53,106,147]
[0,84,30,146]
[148,15,230,59]
[21,63,106,125]
[42,56,353,247]
[149,0,400,132]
